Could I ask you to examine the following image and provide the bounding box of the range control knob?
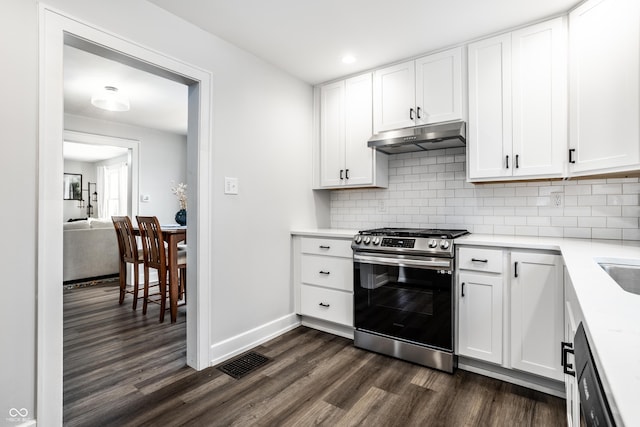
[440,240,450,250]
[354,235,362,244]
[372,237,381,245]
[363,236,371,245]
[428,239,438,248]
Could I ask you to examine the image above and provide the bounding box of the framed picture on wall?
[63,173,83,201]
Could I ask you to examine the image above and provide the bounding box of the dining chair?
[136,216,187,322]
[112,216,145,309]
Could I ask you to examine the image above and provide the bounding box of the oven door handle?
[354,253,452,270]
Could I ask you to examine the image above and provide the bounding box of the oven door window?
[354,261,453,351]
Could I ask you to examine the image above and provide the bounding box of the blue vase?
[175,209,187,226]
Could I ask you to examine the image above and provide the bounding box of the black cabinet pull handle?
[461,282,465,297]
[319,302,330,308]
[569,148,576,164]
[515,154,519,169]
[506,155,509,169]
[416,106,422,119]
[514,262,519,278]
[339,169,344,180]
[319,271,330,275]
[471,258,488,263]
[319,245,330,249]
[409,108,414,120]
[345,169,349,179]
[561,342,576,377]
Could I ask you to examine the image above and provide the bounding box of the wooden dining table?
[161,226,187,323]
[134,225,186,323]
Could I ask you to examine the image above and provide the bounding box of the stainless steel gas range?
[351,228,469,373]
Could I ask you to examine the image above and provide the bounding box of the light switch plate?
[141,194,151,202]
[224,177,239,195]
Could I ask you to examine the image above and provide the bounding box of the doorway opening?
[39,7,213,422]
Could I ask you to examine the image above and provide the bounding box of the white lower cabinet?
[458,246,565,384]
[458,272,503,364]
[300,284,352,326]
[293,235,354,331]
[510,251,564,381]
[563,268,583,427]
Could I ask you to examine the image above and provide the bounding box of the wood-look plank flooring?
[64,282,566,426]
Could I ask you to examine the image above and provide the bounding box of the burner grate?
[217,351,270,379]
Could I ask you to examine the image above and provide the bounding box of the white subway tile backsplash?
[329,149,640,240]
[564,228,592,239]
[578,217,607,228]
[593,228,622,240]
[539,227,564,237]
[592,184,622,195]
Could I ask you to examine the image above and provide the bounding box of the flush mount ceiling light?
[341,54,356,64]
[91,86,130,112]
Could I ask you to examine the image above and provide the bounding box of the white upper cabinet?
[320,80,345,188]
[468,17,567,181]
[318,73,388,189]
[569,0,640,175]
[415,48,464,125]
[373,61,416,132]
[468,33,513,180]
[373,47,464,133]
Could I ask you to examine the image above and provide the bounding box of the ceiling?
[147,0,581,85]
[63,0,581,141]
[64,45,189,136]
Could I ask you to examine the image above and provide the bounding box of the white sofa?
[63,218,120,282]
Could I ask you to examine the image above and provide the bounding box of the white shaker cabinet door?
[569,0,640,174]
[467,33,513,180]
[511,17,566,177]
[319,81,345,187]
[458,272,503,364]
[510,252,564,381]
[415,47,464,125]
[344,73,374,186]
[373,60,416,133]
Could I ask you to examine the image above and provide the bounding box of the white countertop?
[291,228,358,238]
[291,229,640,425]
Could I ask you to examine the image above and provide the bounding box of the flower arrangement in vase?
[171,181,187,225]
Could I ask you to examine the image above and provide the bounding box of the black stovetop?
[358,228,470,239]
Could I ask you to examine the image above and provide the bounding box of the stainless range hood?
[368,120,466,155]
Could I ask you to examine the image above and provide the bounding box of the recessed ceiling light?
[342,55,356,64]
[91,86,130,112]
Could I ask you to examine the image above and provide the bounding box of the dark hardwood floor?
[64,282,566,426]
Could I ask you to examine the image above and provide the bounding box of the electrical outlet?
[551,193,563,208]
[377,200,387,213]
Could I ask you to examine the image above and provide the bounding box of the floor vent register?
[217,351,270,379]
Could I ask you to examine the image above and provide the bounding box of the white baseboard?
[209,313,300,366]
[301,317,354,340]
[458,357,566,398]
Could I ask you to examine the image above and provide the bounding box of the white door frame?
[38,5,213,424]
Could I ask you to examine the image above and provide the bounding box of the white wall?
[0,1,38,422]
[65,114,187,224]
[330,148,640,240]
[2,0,326,423]
[63,159,97,220]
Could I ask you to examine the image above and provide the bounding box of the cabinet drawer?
[458,247,503,273]
[301,285,353,326]
[301,237,353,258]
[301,254,353,291]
